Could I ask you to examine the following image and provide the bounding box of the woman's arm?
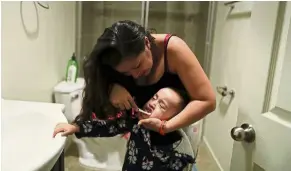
[164,36,216,133]
[74,112,133,138]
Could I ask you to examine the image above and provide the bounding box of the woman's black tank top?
[133,34,185,106]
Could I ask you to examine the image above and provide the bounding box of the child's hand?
[122,132,131,140]
[53,123,79,138]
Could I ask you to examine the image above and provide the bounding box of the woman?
[77,20,216,136]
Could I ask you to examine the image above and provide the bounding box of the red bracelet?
[159,120,167,136]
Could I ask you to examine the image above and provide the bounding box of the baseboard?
[202,136,224,171]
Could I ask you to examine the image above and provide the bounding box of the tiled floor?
[65,140,220,171]
[195,142,221,171]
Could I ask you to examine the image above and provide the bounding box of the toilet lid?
[54,78,85,93]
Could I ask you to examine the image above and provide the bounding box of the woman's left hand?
[138,118,162,132]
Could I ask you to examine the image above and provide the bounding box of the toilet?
[54,78,127,171]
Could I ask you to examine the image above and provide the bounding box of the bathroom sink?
[2,99,67,171]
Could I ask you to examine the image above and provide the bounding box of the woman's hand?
[109,84,137,110]
[53,123,80,138]
[138,118,163,132]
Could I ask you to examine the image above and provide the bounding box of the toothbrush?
[137,108,151,115]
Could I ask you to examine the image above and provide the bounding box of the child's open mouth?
[138,108,151,116]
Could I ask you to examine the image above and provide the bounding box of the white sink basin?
[2,99,67,171]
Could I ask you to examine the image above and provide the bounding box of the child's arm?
[74,111,134,139]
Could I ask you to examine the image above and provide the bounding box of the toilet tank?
[54,78,85,123]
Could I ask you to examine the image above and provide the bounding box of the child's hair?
[169,87,190,111]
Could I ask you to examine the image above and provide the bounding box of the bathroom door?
[204,2,247,170]
[208,1,291,171]
[229,2,291,171]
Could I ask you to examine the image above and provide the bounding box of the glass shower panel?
[79,1,144,76]
[146,1,209,66]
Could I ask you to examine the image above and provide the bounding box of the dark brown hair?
[75,20,157,121]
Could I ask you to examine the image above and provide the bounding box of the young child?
[53,87,195,171]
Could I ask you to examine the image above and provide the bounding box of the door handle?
[216,85,235,97]
[230,123,256,143]
[216,85,228,96]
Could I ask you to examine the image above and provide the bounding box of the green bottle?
[65,53,78,83]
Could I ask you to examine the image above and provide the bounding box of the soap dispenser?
[65,53,78,83]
